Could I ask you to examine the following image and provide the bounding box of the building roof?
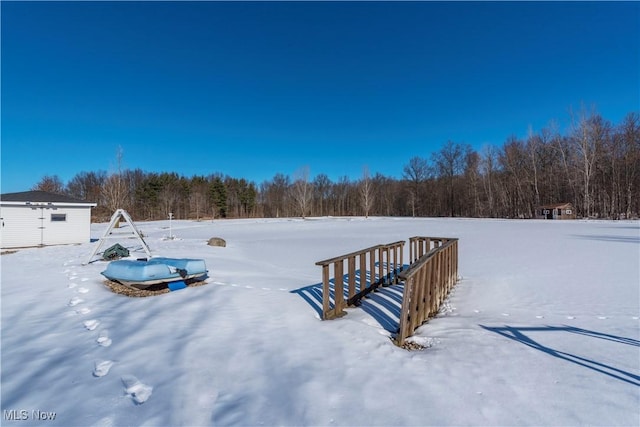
[0,191,96,205]
[538,202,573,209]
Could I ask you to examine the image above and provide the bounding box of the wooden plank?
[430,252,438,316]
[316,244,382,266]
[378,247,384,286]
[322,264,331,320]
[396,276,414,346]
[334,260,345,316]
[391,245,398,284]
[425,257,434,317]
[359,253,366,293]
[383,246,391,285]
[409,239,414,265]
[348,256,356,302]
[413,262,426,329]
[369,249,376,286]
[436,249,444,305]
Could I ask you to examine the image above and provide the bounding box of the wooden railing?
[408,236,454,264]
[396,238,459,346]
[315,241,405,320]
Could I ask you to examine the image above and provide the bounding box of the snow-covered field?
[1,217,639,426]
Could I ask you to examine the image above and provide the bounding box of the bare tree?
[569,107,602,218]
[433,141,469,216]
[189,176,209,220]
[261,173,290,218]
[463,149,482,216]
[312,174,331,217]
[402,156,429,217]
[526,126,542,208]
[618,113,640,218]
[102,146,128,214]
[32,175,66,194]
[359,166,375,218]
[292,166,312,218]
[480,145,497,217]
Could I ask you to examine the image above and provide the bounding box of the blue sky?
[2,1,638,193]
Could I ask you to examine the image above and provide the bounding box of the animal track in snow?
[535,315,544,319]
[68,297,84,306]
[84,319,100,331]
[80,277,89,282]
[97,330,112,347]
[597,316,608,320]
[76,307,91,315]
[121,375,153,404]
[501,313,510,317]
[93,360,114,377]
[68,283,78,289]
[77,287,90,294]
[566,316,575,320]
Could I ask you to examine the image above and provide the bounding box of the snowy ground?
[1,217,639,426]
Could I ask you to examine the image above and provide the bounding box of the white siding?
[1,205,93,249]
[0,206,42,248]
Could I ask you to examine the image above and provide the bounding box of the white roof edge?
[1,201,97,207]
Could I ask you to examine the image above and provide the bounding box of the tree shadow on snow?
[291,265,407,334]
[481,325,640,387]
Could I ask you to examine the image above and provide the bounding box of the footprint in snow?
[76,307,91,315]
[80,277,89,282]
[501,313,510,317]
[77,287,90,294]
[633,316,639,320]
[597,316,608,320]
[566,316,575,320]
[473,310,481,313]
[68,297,84,306]
[93,360,114,377]
[535,315,544,319]
[97,330,112,347]
[68,283,78,289]
[121,375,153,404]
[84,319,100,331]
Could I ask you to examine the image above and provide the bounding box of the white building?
[1,191,97,249]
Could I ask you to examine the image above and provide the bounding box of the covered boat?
[101,257,207,289]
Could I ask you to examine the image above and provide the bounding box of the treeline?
[33,110,639,221]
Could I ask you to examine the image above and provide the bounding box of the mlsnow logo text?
[3,410,57,421]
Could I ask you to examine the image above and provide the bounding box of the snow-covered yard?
[1,217,638,426]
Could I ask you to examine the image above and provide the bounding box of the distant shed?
[536,203,576,220]
[1,191,97,249]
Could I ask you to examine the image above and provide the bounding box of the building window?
[566,209,572,215]
[51,213,67,222]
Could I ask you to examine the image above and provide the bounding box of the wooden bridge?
[313,236,459,346]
